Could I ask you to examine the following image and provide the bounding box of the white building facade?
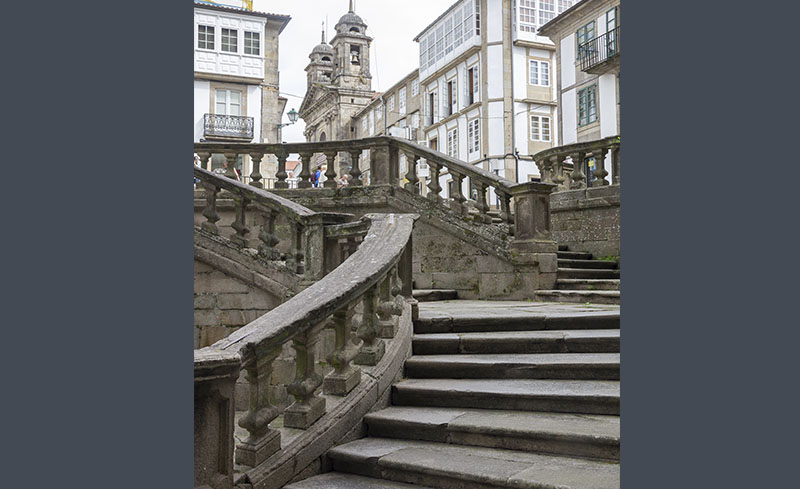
[414,0,575,205]
[193,1,290,183]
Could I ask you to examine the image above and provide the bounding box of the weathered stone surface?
[285,472,436,489]
[404,353,620,380]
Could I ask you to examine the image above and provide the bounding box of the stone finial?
[349,0,354,13]
[321,22,326,43]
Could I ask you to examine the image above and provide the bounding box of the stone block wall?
[194,259,283,348]
[550,186,620,258]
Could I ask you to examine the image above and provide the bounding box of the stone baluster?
[284,324,326,429]
[197,151,212,172]
[497,190,513,230]
[354,285,385,366]
[427,161,442,201]
[297,152,313,189]
[248,151,264,188]
[348,149,363,186]
[323,151,338,188]
[403,150,420,194]
[390,265,405,317]
[323,305,361,395]
[376,274,398,338]
[449,171,467,217]
[236,346,282,467]
[552,156,567,191]
[258,208,280,260]
[610,142,620,185]
[200,182,220,234]
[570,151,588,189]
[474,182,492,224]
[230,194,250,247]
[224,152,239,180]
[286,221,304,275]
[275,150,289,189]
[591,146,610,187]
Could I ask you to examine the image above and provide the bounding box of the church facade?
[298,1,376,175]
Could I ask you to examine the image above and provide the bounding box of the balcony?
[578,26,620,74]
[203,113,254,141]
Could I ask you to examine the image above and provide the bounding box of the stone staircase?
[285,300,620,489]
[535,246,620,304]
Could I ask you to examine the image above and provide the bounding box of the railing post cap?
[510,181,558,196]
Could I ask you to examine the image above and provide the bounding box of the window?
[375,105,382,121]
[530,115,551,141]
[558,0,574,13]
[198,25,214,50]
[215,89,241,116]
[576,21,595,58]
[519,0,536,32]
[447,128,458,158]
[420,38,428,69]
[427,90,438,125]
[350,45,361,64]
[221,28,238,53]
[578,85,597,126]
[244,32,260,55]
[463,3,473,41]
[435,25,444,61]
[475,0,481,36]
[398,87,407,115]
[467,65,479,105]
[468,119,480,154]
[529,60,549,86]
[446,79,457,116]
[453,9,463,48]
[539,0,555,26]
[362,117,367,133]
[387,95,395,113]
[444,18,453,55]
[606,7,618,55]
[411,79,419,96]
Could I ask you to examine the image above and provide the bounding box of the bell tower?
[305,23,334,88]
[330,0,372,90]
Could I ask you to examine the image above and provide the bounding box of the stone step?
[285,472,436,489]
[558,244,569,251]
[412,330,620,355]
[327,437,620,489]
[412,289,458,302]
[534,290,621,305]
[557,268,621,280]
[364,406,620,461]
[557,250,593,260]
[557,259,618,270]
[392,378,620,415]
[416,301,620,334]
[557,279,620,291]
[404,353,620,380]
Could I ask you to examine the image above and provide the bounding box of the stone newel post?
[509,182,558,290]
[194,349,240,489]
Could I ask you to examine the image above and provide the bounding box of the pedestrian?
[193,154,200,188]
[314,167,322,188]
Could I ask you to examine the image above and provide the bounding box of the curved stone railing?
[195,166,357,283]
[194,135,517,231]
[194,212,417,489]
[533,135,621,192]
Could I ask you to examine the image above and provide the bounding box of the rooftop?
[193,0,291,32]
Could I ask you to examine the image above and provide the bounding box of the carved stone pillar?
[235,346,282,467]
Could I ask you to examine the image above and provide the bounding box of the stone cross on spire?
[349,0,355,13]
[321,21,326,43]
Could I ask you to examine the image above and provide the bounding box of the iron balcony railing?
[578,26,620,72]
[203,113,254,140]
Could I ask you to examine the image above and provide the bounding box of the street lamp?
[278,108,298,129]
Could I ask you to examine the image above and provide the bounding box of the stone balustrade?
[193,212,417,489]
[194,136,517,233]
[533,135,621,191]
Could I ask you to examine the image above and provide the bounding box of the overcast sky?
[252,0,456,142]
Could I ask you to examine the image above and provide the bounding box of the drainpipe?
[509,1,517,184]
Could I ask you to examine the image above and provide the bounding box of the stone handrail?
[195,135,517,232]
[194,212,417,488]
[533,135,620,191]
[195,166,340,282]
